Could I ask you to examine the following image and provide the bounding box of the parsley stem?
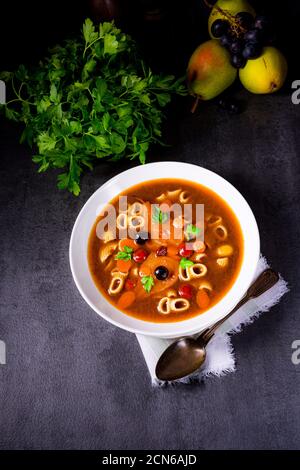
[5,98,23,105]
[83,38,100,58]
[10,76,35,105]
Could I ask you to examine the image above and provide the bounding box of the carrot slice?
[116,259,132,273]
[117,291,136,309]
[139,265,151,277]
[196,289,210,309]
[119,238,136,251]
[168,245,179,257]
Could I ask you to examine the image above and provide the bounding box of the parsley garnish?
[115,246,133,261]
[186,224,201,239]
[179,258,194,269]
[152,205,169,224]
[0,19,186,195]
[141,275,155,293]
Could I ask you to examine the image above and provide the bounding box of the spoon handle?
[200,269,279,345]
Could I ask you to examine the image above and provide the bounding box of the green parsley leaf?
[141,275,155,293]
[83,18,98,45]
[104,33,119,55]
[179,258,194,269]
[156,93,171,107]
[152,205,169,224]
[115,245,133,261]
[50,83,58,103]
[37,132,57,153]
[186,224,201,240]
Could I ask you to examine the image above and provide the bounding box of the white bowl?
[69,162,260,338]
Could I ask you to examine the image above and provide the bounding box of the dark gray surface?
[0,92,299,450]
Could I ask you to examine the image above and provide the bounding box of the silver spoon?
[155,269,279,381]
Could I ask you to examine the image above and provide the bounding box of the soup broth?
[88,179,243,323]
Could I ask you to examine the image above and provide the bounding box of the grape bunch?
[211,13,274,69]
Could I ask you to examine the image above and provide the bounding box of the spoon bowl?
[156,338,206,381]
[156,269,279,381]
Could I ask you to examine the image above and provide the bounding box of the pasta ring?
[108,273,126,295]
[166,289,177,298]
[157,297,171,315]
[157,296,190,314]
[166,189,181,201]
[102,230,115,243]
[99,241,118,263]
[178,265,191,282]
[104,258,114,272]
[207,215,223,227]
[170,298,190,312]
[116,213,128,230]
[198,280,213,292]
[128,215,145,231]
[129,202,145,217]
[156,193,167,203]
[189,263,207,279]
[193,253,207,262]
[213,224,228,240]
[179,191,191,204]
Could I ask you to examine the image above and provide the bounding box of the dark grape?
[230,54,247,69]
[230,39,244,55]
[211,19,230,38]
[220,33,233,48]
[236,11,254,29]
[254,15,271,32]
[254,15,275,43]
[242,43,262,59]
[244,28,263,44]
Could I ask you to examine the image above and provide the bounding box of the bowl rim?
[69,162,260,338]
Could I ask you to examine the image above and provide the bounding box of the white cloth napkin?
[136,256,289,385]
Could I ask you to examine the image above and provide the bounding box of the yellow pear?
[208,0,255,38]
[187,40,237,100]
[239,47,288,94]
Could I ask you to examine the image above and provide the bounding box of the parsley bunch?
[0,19,186,195]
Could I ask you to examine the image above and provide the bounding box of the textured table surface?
[0,92,299,450]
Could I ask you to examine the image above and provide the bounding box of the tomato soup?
[88,179,243,322]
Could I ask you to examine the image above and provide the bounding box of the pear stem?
[191,96,200,114]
